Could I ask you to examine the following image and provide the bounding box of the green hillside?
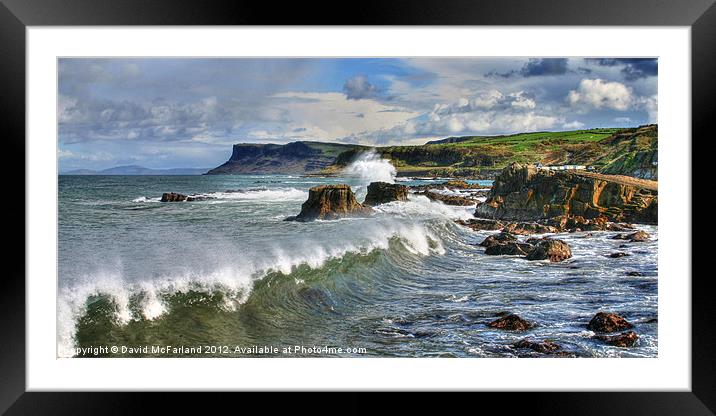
[329,125,657,178]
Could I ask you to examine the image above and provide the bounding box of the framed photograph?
[3,0,711,412]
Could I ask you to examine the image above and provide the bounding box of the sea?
[58,158,658,358]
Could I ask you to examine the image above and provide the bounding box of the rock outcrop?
[161,192,187,202]
[587,312,633,333]
[474,163,658,224]
[363,182,408,206]
[287,184,373,222]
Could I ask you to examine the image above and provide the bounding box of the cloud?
[567,79,633,111]
[486,58,569,78]
[343,75,379,100]
[562,121,585,129]
[521,58,569,77]
[585,58,658,81]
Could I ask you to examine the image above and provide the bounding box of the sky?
[58,57,657,171]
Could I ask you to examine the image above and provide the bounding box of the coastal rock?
[525,238,572,262]
[479,231,517,247]
[611,230,650,242]
[456,218,506,232]
[587,312,633,333]
[514,338,562,354]
[290,184,373,222]
[487,314,534,331]
[484,241,533,256]
[161,192,188,202]
[417,190,477,206]
[594,331,639,347]
[504,222,559,235]
[608,252,630,258]
[474,163,658,224]
[363,181,409,206]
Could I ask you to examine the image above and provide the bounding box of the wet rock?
[456,218,505,232]
[626,271,644,276]
[594,331,639,347]
[514,338,562,354]
[587,312,633,333]
[479,231,517,248]
[289,184,373,222]
[418,190,476,206]
[487,314,534,331]
[363,181,408,206]
[484,241,533,256]
[161,192,188,202]
[611,230,651,242]
[525,238,572,262]
[608,252,630,258]
[504,222,559,235]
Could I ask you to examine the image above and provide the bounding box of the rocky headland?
[474,163,657,224]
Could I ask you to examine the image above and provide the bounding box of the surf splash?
[343,151,397,185]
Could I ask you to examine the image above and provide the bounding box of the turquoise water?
[58,174,657,358]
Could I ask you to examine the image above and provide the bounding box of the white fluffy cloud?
[567,78,633,111]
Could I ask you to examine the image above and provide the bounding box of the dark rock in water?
[608,252,630,258]
[363,181,408,206]
[487,314,534,331]
[290,184,373,222]
[525,238,572,262]
[186,195,211,202]
[514,338,562,354]
[611,230,650,242]
[417,190,476,206]
[161,192,187,202]
[456,218,506,232]
[485,241,533,256]
[474,163,658,224]
[480,231,517,247]
[626,271,644,276]
[587,312,633,333]
[594,331,639,347]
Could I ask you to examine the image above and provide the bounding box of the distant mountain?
[206,141,368,175]
[61,165,210,175]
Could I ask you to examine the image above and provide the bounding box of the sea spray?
[343,151,397,185]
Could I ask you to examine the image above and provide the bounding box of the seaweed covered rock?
[289,184,373,222]
[363,181,408,206]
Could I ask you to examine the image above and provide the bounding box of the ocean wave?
[57,214,453,357]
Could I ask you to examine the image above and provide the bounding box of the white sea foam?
[57,212,451,357]
[343,151,397,185]
[132,187,307,204]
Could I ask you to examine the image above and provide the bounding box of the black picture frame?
[2,0,711,413]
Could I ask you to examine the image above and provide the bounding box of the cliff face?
[474,164,658,224]
[206,141,363,175]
